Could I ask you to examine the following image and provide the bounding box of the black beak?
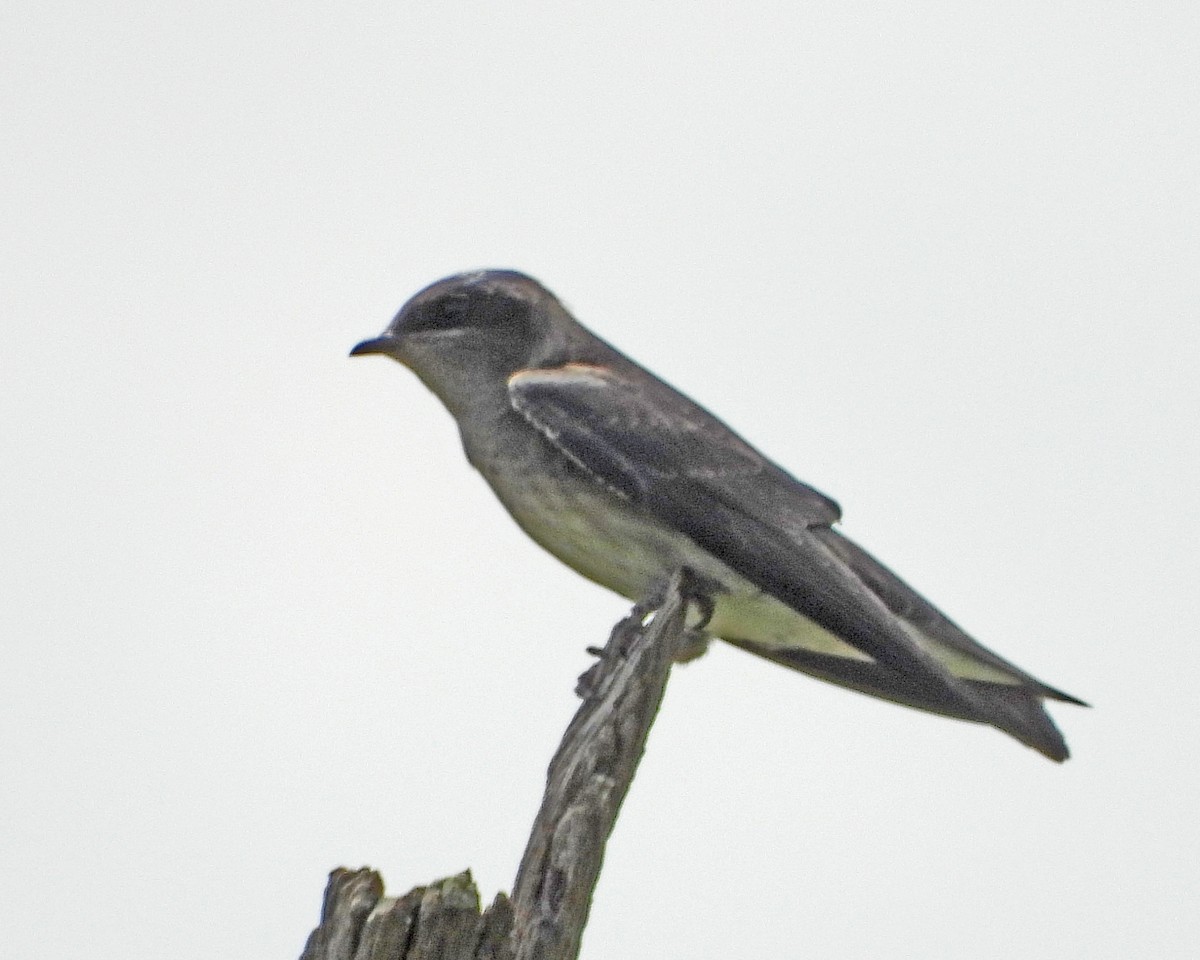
[349,335,398,357]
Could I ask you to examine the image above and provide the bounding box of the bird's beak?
[349,334,399,357]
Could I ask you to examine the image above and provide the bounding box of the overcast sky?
[4,2,1198,958]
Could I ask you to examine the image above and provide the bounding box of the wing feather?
[508,363,1075,759]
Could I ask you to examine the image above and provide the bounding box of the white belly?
[488,465,869,661]
[479,452,1017,683]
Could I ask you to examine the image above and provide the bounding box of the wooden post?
[299,571,699,960]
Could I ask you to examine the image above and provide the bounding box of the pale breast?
[467,419,1010,679]
[480,449,871,661]
[488,460,710,601]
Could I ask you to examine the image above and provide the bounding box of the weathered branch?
[299,868,514,960]
[299,571,699,960]
[508,569,694,959]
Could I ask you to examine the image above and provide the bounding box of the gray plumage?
[352,269,1084,761]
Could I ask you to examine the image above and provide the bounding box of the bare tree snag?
[300,868,514,960]
[299,570,700,960]
[508,569,695,958]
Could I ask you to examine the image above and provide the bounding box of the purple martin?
[352,270,1084,760]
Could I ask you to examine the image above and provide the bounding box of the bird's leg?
[578,568,720,697]
[657,567,720,663]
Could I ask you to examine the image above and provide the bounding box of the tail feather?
[724,638,1073,762]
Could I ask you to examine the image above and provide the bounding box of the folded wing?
[508,363,1076,760]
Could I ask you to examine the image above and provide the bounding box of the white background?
[4,2,1197,958]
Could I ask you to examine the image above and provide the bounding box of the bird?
[351,269,1084,761]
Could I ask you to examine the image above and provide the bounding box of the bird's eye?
[404,289,530,339]
[429,295,469,328]
[406,294,470,333]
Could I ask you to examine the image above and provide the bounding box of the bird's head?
[351,269,581,413]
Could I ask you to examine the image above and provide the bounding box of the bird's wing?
[507,362,1072,760]
[810,526,1085,705]
[509,361,841,525]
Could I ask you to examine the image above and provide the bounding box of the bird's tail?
[723,639,1074,762]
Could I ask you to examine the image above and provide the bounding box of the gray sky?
[4,2,1198,958]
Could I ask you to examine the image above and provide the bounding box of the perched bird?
[352,270,1083,761]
